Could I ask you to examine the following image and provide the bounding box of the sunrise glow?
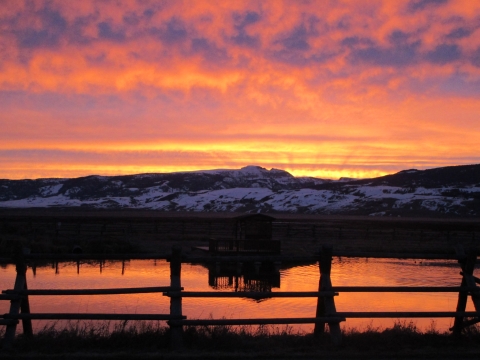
[1,0,480,180]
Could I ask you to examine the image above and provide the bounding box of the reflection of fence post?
[3,244,33,349]
[169,245,183,350]
[314,245,342,345]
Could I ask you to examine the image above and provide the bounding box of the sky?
[1,0,480,180]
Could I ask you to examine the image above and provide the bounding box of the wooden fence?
[1,245,480,350]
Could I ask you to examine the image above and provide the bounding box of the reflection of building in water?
[209,274,280,292]
[208,261,280,293]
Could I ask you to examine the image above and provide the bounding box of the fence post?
[453,245,479,336]
[314,245,342,345]
[314,247,326,336]
[3,244,33,349]
[169,245,183,350]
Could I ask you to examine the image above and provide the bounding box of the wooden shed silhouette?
[208,214,280,254]
[234,213,275,241]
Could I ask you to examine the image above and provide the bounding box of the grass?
[2,320,480,359]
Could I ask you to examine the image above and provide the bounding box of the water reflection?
[0,258,477,333]
[207,262,280,293]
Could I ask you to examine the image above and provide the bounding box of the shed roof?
[233,213,276,221]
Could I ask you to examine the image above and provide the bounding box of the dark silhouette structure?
[209,214,280,254]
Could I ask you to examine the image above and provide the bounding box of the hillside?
[1,164,479,217]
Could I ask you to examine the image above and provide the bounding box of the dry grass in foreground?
[2,320,480,359]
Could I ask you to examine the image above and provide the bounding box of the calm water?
[0,258,476,333]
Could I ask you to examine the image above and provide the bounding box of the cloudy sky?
[1,0,479,180]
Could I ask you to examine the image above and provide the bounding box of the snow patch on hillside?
[39,184,63,196]
[1,165,479,216]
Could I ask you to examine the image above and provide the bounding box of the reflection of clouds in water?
[330,257,463,287]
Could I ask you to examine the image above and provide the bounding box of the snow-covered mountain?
[1,165,479,217]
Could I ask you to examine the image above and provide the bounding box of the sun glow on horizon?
[0,162,424,182]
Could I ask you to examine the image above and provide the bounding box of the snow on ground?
[65,187,81,196]
[0,174,477,216]
[265,189,331,212]
[0,195,84,208]
[421,199,446,212]
[461,186,480,193]
[170,188,274,211]
[38,184,63,196]
[353,185,448,200]
[356,186,408,198]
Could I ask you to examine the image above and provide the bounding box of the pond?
[0,257,477,333]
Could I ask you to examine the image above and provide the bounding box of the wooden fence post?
[314,245,342,345]
[452,245,479,336]
[169,245,183,350]
[453,245,468,336]
[3,244,33,349]
[314,247,326,336]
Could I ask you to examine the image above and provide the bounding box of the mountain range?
[1,164,480,217]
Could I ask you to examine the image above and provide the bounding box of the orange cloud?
[0,0,479,180]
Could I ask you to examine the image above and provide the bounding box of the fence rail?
[1,244,480,350]
[164,291,338,298]
[170,317,346,326]
[4,286,181,296]
[4,313,185,321]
